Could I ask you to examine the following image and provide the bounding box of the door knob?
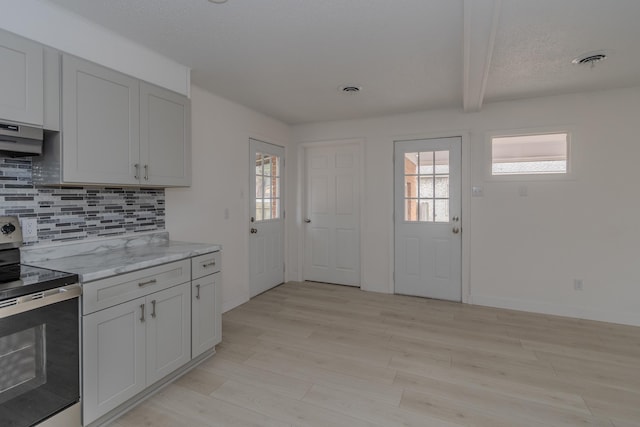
[304,218,311,223]
[452,227,460,234]
[250,228,258,234]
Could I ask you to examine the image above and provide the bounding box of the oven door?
[0,286,80,427]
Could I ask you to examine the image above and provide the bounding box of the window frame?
[486,127,574,181]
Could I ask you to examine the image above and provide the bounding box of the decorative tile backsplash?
[0,157,165,245]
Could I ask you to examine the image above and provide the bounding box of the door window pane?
[255,152,281,221]
[403,150,450,222]
[434,199,449,222]
[419,177,434,198]
[434,176,449,198]
[405,199,418,221]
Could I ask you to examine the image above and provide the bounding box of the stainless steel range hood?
[0,121,43,157]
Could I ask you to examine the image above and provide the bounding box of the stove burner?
[1,222,16,235]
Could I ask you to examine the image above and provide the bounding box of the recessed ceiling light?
[571,50,611,68]
[338,85,362,94]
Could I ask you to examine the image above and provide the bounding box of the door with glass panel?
[249,139,284,297]
[394,137,461,301]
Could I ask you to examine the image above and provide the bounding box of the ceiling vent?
[339,85,362,94]
[572,51,609,68]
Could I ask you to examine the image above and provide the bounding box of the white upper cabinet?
[62,54,140,185]
[0,29,43,126]
[140,82,191,186]
[33,53,191,187]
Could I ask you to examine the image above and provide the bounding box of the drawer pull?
[138,279,157,287]
[151,300,156,318]
[202,261,216,268]
[140,304,145,322]
[195,284,201,300]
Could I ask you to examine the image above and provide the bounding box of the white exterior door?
[394,137,462,301]
[249,139,285,297]
[303,143,360,286]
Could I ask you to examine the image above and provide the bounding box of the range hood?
[0,121,43,157]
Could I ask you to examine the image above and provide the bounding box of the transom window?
[491,132,568,176]
[403,151,450,222]
[255,153,280,221]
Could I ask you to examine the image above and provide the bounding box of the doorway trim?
[296,138,365,287]
[390,130,471,303]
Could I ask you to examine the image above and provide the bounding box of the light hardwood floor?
[110,281,640,427]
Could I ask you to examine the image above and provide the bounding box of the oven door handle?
[0,284,81,319]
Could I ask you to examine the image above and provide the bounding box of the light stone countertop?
[22,232,221,283]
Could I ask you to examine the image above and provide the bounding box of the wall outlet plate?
[20,218,38,242]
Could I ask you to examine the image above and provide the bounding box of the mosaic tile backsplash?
[0,157,165,245]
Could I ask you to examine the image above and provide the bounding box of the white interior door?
[303,143,360,286]
[249,139,285,297]
[394,137,462,301]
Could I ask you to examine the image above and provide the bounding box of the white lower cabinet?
[82,267,191,425]
[82,297,146,424]
[146,283,191,384]
[82,254,221,426]
[192,272,222,358]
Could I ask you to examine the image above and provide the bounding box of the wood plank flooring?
[110,281,640,427]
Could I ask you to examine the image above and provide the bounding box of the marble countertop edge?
[22,233,221,283]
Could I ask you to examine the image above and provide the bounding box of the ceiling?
[45,0,640,125]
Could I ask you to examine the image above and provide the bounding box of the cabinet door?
[140,82,191,187]
[146,282,191,384]
[82,298,146,425]
[62,54,140,185]
[0,29,43,125]
[192,272,222,358]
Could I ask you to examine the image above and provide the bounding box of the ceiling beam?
[463,0,502,112]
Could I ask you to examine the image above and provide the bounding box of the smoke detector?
[571,50,610,68]
[338,85,362,94]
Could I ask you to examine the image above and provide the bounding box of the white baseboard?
[470,294,640,327]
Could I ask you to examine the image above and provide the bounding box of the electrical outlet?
[20,218,38,243]
[573,279,583,291]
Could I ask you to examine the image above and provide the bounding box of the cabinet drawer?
[191,252,221,279]
[83,259,190,314]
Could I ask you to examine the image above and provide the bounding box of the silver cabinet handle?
[140,303,145,322]
[202,261,216,268]
[144,164,149,180]
[134,163,140,179]
[304,218,311,223]
[195,284,201,300]
[138,279,157,287]
[151,300,156,318]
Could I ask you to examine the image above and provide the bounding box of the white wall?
[165,85,290,312]
[291,86,640,326]
[1,0,190,96]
